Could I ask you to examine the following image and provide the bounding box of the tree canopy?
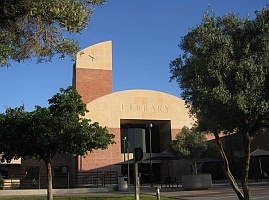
[170,126,207,174]
[0,86,115,200]
[0,0,105,66]
[170,6,269,200]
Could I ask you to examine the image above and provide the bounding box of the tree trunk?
[213,131,244,200]
[194,159,198,174]
[241,132,252,200]
[45,160,53,200]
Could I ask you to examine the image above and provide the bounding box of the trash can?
[118,176,128,191]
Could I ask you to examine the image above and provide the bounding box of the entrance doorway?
[120,120,171,184]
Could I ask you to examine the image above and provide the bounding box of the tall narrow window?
[54,166,68,178]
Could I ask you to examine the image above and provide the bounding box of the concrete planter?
[182,174,212,190]
[117,176,128,191]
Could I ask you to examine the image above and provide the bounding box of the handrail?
[0,171,118,190]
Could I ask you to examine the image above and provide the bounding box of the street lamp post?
[122,137,126,180]
[127,141,130,193]
[126,124,130,194]
[149,123,153,187]
[122,136,131,191]
[122,136,126,162]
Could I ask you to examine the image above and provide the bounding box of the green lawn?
[1,193,177,200]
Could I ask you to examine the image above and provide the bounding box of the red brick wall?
[75,68,112,104]
[78,128,121,173]
[7,154,76,188]
[74,63,116,173]
[171,129,181,140]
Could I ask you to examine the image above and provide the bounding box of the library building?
[1,41,269,189]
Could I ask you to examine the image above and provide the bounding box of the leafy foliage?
[0,0,106,66]
[201,142,220,159]
[0,86,115,162]
[170,6,269,200]
[0,86,114,200]
[170,126,207,174]
[170,7,269,135]
[171,126,207,160]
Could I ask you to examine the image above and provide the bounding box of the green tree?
[0,86,115,200]
[170,7,269,200]
[0,0,105,66]
[170,126,207,174]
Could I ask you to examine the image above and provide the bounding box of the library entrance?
[120,119,171,184]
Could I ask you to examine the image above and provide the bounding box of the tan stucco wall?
[76,40,112,70]
[85,89,195,130]
[75,41,195,172]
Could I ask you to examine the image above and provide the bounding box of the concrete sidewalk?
[0,186,116,197]
[138,182,269,200]
[0,182,268,199]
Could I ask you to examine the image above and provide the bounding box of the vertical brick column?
[73,41,112,104]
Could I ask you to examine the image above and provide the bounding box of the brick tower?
[73,41,112,104]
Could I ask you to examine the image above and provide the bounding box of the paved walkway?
[138,182,269,200]
[1,181,268,199]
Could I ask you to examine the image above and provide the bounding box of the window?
[121,127,146,153]
[25,166,39,179]
[0,167,8,178]
[121,123,160,153]
[54,166,68,178]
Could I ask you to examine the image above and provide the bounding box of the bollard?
[156,186,160,200]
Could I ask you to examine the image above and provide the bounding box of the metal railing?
[1,171,118,190]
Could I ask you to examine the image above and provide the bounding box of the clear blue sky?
[0,0,267,112]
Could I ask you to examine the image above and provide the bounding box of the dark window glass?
[0,167,8,178]
[121,124,160,153]
[25,166,39,179]
[54,166,68,178]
